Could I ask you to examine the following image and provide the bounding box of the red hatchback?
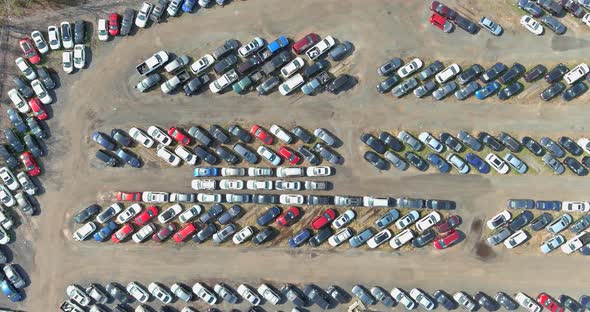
[135,206,158,226]
[20,152,40,176]
[109,13,120,36]
[430,13,453,33]
[28,98,47,120]
[292,33,321,54]
[250,125,273,145]
[112,223,133,243]
[278,146,300,165]
[433,229,460,249]
[174,223,197,243]
[19,38,40,64]
[117,191,142,201]
[311,209,336,230]
[276,206,301,226]
[167,127,191,146]
[537,293,564,312]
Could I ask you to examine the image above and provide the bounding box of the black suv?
[545,63,568,83]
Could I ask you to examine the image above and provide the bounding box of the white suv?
[564,63,589,84]
[485,153,509,174]
[279,74,304,96]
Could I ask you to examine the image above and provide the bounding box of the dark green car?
[232,76,253,94]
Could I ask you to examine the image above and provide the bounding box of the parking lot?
[5,0,590,311]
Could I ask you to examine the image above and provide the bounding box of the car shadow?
[84,44,93,69]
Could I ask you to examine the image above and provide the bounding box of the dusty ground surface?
[4,0,590,311]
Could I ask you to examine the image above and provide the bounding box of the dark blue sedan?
[475,81,500,100]
[289,228,311,248]
[465,153,490,173]
[92,131,116,150]
[1,280,22,302]
[182,0,198,12]
[94,221,118,241]
[536,200,561,211]
[427,153,450,173]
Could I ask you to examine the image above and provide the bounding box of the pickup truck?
[209,69,239,93]
[60,300,85,312]
[136,50,169,76]
[150,0,168,23]
[161,69,191,94]
[257,36,289,62]
[261,50,292,75]
[305,36,336,61]
[232,71,264,94]
[301,71,331,95]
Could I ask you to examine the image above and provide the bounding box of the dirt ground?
[4,0,590,311]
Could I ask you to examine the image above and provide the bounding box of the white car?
[275,180,301,191]
[116,203,143,223]
[520,15,543,35]
[60,22,73,48]
[390,288,416,310]
[73,44,86,69]
[192,283,218,305]
[577,137,590,154]
[562,201,590,212]
[129,127,155,148]
[0,167,19,191]
[97,19,108,41]
[515,292,542,312]
[238,37,265,57]
[0,185,15,208]
[279,194,304,205]
[221,167,246,177]
[95,203,123,223]
[561,231,588,254]
[132,224,156,243]
[191,179,216,190]
[397,58,423,78]
[418,132,444,153]
[190,54,215,74]
[156,145,181,166]
[447,153,470,174]
[367,229,392,248]
[157,204,182,223]
[246,180,273,190]
[233,226,254,244]
[147,126,172,145]
[362,196,391,207]
[389,228,415,249]
[279,73,305,96]
[306,36,336,61]
[328,228,353,246]
[178,205,202,223]
[257,284,281,305]
[148,282,173,304]
[174,146,197,165]
[257,146,281,166]
[276,167,304,177]
[62,51,73,74]
[219,179,244,190]
[66,285,92,306]
[73,222,96,241]
[269,125,293,143]
[196,193,222,203]
[453,291,477,312]
[15,57,36,80]
[485,153,509,174]
[584,13,590,27]
[415,211,441,232]
[238,284,262,306]
[395,210,420,230]
[209,69,239,93]
[504,229,528,249]
[135,2,153,28]
[164,54,189,73]
[17,172,37,196]
[332,209,356,229]
[564,63,589,84]
[7,89,29,113]
[248,167,274,177]
[47,25,61,49]
[409,288,435,310]
[166,0,183,16]
[31,30,49,54]
[281,57,305,78]
[31,79,52,104]
[126,282,150,303]
[306,166,332,177]
[487,210,511,230]
[141,191,169,203]
[435,64,461,84]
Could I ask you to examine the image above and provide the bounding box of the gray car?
[384,151,408,170]
[24,134,43,157]
[120,8,134,36]
[375,209,400,229]
[540,137,565,158]
[541,15,566,34]
[214,283,239,304]
[329,41,353,61]
[352,285,376,305]
[378,58,403,76]
[314,128,338,147]
[7,108,27,133]
[371,286,395,307]
[392,77,418,97]
[349,228,374,248]
[413,80,437,98]
[433,81,457,100]
[188,126,213,147]
[398,131,423,151]
[457,131,483,151]
[570,215,590,234]
[233,143,259,164]
[282,284,306,307]
[542,154,565,175]
[256,76,281,95]
[334,196,362,206]
[37,67,55,89]
[455,81,480,100]
[418,61,444,81]
[193,223,217,243]
[3,265,25,288]
[212,223,237,244]
[135,74,161,92]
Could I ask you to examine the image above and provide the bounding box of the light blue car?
[540,234,565,254]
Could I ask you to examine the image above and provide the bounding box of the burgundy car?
[292,33,321,54]
[152,223,177,242]
[430,1,457,20]
[435,215,461,233]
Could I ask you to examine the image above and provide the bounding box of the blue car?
[288,228,311,248]
[267,36,289,54]
[92,132,116,150]
[182,0,197,12]
[465,153,490,173]
[426,153,450,173]
[1,280,22,302]
[193,167,219,177]
[475,81,500,100]
[94,221,118,241]
[536,200,561,211]
[580,295,590,309]
[256,206,281,226]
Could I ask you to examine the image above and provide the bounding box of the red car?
[28,98,48,120]
[278,146,301,165]
[430,1,457,20]
[111,223,133,243]
[292,33,321,54]
[537,293,564,312]
[430,13,453,33]
[433,229,460,249]
[19,38,40,64]
[311,209,336,230]
[250,125,273,145]
[135,206,158,225]
[20,152,40,176]
[174,223,197,243]
[167,127,191,146]
[435,215,461,233]
[153,223,177,242]
[276,206,300,226]
[117,191,142,201]
[108,13,120,36]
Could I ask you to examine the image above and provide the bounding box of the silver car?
[384,151,408,170]
[503,152,527,174]
[212,223,237,244]
[397,131,422,151]
[432,81,457,100]
[542,154,565,175]
[446,153,470,174]
[455,81,480,100]
[392,77,418,97]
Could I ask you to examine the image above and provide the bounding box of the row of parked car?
[361,130,590,176]
[517,0,590,36]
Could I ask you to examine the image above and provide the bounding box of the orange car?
[117,191,142,202]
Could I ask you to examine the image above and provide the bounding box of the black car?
[303,59,330,78]
[24,134,42,157]
[212,39,240,60]
[498,62,525,85]
[95,150,118,167]
[74,20,85,43]
[545,63,568,83]
[307,195,332,205]
[413,229,436,247]
[508,210,534,231]
[214,54,238,74]
[120,9,134,36]
[5,129,24,152]
[376,75,401,93]
[292,126,313,144]
[110,129,132,147]
[377,58,402,76]
[405,151,428,171]
[582,156,590,168]
[218,205,241,225]
[253,194,279,204]
[540,137,565,158]
[478,132,504,151]
[232,143,258,164]
[561,0,584,17]
[194,146,217,164]
[37,67,56,89]
[538,0,564,15]
[192,223,217,243]
[297,146,320,165]
[530,213,553,231]
[418,60,444,81]
[228,124,252,143]
[256,76,281,95]
[73,205,99,223]
[237,55,262,75]
[215,146,239,164]
[327,74,352,94]
[304,285,331,310]
[540,82,565,101]
[457,64,484,85]
[13,76,34,98]
[313,142,343,165]
[183,75,210,96]
[498,132,522,153]
[282,284,307,307]
[364,151,389,170]
[475,292,498,311]
[560,295,584,312]
[329,41,353,61]
[541,15,566,34]
[480,62,507,83]
[425,199,456,209]
[521,136,544,156]
[106,283,131,304]
[434,290,457,310]
[413,80,437,98]
[524,64,547,82]
[360,133,385,153]
[565,157,588,176]
[209,125,230,144]
[454,15,479,34]
[188,126,213,147]
[7,108,26,133]
[563,82,588,101]
[252,227,273,245]
[379,131,403,151]
[309,227,332,247]
[439,132,463,152]
[517,0,543,17]
[559,136,583,155]
[0,145,18,168]
[257,206,281,226]
[497,82,522,100]
[495,292,518,310]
